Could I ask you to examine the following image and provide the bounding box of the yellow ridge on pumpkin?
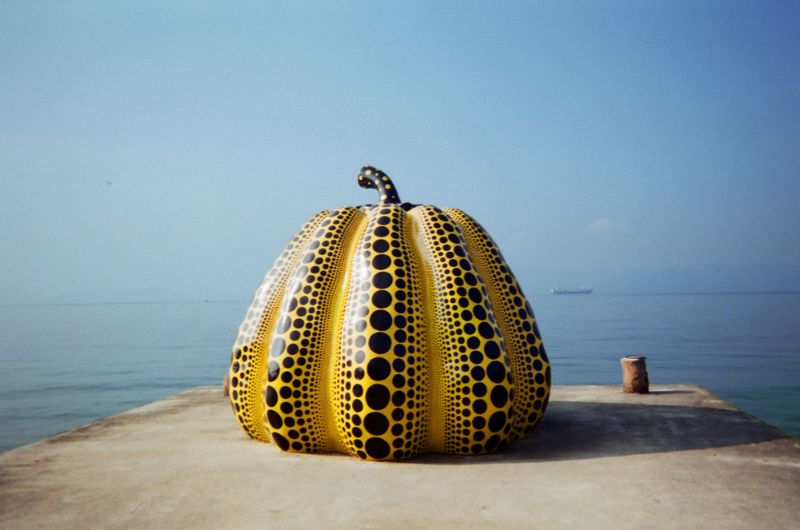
[409,206,515,455]
[264,207,363,453]
[445,208,551,439]
[228,210,330,442]
[334,204,429,460]
[323,209,367,453]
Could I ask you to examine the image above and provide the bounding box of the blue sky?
[2,1,798,303]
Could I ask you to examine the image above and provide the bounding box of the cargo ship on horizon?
[550,287,593,295]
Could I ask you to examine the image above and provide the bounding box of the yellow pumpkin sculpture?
[229,166,550,460]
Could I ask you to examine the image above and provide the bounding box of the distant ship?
[550,287,593,295]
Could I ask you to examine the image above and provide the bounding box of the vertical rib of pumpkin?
[264,207,362,453]
[409,206,514,454]
[334,204,428,460]
[407,212,445,453]
[444,208,551,440]
[322,211,367,453]
[229,210,330,442]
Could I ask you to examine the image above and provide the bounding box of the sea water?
[1,293,798,452]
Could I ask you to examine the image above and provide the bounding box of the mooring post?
[620,355,649,393]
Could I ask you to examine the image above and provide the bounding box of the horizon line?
[2,289,800,308]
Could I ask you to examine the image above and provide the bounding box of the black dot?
[364,412,389,435]
[485,434,501,451]
[489,411,507,432]
[377,216,391,225]
[271,338,286,357]
[372,290,392,308]
[473,305,487,319]
[370,310,392,331]
[472,382,487,397]
[487,361,506,383]
[468,288,482,303]
[392,391,406,406]
[478,322,494,339]
[467,337,480,349]
[272,432,290,451]
[491,386,509,408]
[265,387,278,407]
[373,272,393,289]
[373,239,389,252]
[367,358,391,380]
[472,399,487,414]
[373,254,391,270]
[267,361,279,381]
[267,410,283,429]
[369,332,391,354]
[374,226,389,237]
[484,341,501,359]
[471,366,485,380]
[365,437,390,459]
[366,384,390,410]
[470,351,484,364]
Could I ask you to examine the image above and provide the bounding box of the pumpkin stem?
[357,166,401,204]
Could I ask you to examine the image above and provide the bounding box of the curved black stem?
[357,166,401,204]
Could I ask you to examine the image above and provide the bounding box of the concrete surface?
[1,385,798,529]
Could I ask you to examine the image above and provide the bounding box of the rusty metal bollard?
[620,355,649,393]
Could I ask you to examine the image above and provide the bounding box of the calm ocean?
[1,292,798,452]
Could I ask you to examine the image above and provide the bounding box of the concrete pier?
[1,385,798,529]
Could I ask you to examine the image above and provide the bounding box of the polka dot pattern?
[228,210,331,442]
[265,207,363,453]
[334,205,428,460]
[357,166,401,204]
[408,206,514,455]
[445,208,552,439]
[228,169,551,460]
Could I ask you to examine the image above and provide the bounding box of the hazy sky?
[2,1,799,304]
